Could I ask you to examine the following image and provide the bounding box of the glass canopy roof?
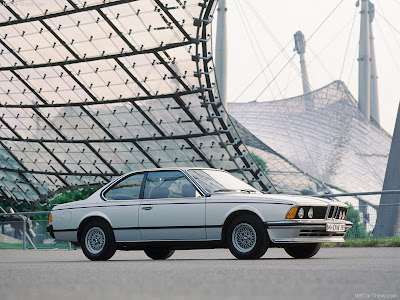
[0,0,276,203]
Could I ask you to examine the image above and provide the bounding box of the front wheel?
[144,248,175,260]
[226,214,269,259]
[80,220,117,261]
[284,243,321,258]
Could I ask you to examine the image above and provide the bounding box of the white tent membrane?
[0,0,277,204]
[230,81,392,206]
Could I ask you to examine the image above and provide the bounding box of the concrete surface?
[0,248,399,300]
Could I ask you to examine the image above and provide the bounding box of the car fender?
[223,204,266,224]
[78,211,113,228]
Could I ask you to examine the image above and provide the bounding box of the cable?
[340,6,358,80]
[253,55,296,101]
[306,0,346,43]
[234,0,346,102]
[375,18,400,74]
[232,39,292,102]
[346,42,359,88]
[308,46,335,82]
[375,8,400,50]
[233,0,275,99]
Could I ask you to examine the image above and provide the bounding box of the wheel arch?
[77,213,113,242]
[221,206,265,242]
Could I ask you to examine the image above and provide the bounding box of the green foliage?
[0,188,98,220]
[50,188,98,206]
[344,203,371,239]
[250,152,269,174]
[323,237,400,247]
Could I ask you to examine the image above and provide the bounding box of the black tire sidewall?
[284,243,321,259]
[226,214,269,259]
[80,220,116,261]
[144,248,175,260]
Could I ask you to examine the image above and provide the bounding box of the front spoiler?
[265,220,352,243]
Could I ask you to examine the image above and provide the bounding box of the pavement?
[0,247,399,300]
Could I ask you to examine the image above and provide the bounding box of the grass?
[323,237,400,247]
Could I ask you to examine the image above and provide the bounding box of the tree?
[250,152,269,174]
[0,188,98,221]
[345,203,371,239]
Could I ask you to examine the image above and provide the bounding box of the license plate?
[326,223,345,232]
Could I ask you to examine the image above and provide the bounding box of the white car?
[47,168,352,260]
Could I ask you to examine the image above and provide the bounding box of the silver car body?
[49,168,352,245]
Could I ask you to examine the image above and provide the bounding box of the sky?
[213,0,400,135]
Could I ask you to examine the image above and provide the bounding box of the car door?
[139,170,206,241]
[102,172,145,242]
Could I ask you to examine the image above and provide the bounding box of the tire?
[80,220,117,261]
[226,214,269,259]
[144,248,175,260]
[284,243,321,259]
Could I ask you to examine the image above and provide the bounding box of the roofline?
[122,167,223,176]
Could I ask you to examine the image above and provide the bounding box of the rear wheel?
[284,243,321,258]
[226,214,269,259]
[144,248,175,260]
[80,220,116,261]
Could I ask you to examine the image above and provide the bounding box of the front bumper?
[46,225,55,239]
[265,220,352,243]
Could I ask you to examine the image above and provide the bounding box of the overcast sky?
[213,0,400,135]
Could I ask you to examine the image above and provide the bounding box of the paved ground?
[0,248,399,300]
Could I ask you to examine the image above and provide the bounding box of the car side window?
[104,173,144,200]
[143,171,198,199]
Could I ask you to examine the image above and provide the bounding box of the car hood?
[208,192,345,207]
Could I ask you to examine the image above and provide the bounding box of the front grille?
[327,206,334,218]
[327,206,348,219]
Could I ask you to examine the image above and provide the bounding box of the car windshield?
[187,169,259,194]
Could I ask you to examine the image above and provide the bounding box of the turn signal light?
[286,207,298,219]
[343,209,348,220]
[49,213,52,223]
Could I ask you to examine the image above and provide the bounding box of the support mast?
[369,1,380,123]
[215,0,228,109]
[373,101,400,237]
[358,0,371,120]
[294,31,312,95]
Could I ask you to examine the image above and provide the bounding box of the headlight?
[308,207,314,218]
[298,207,304,219]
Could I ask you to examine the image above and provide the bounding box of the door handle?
[142,206,152,211]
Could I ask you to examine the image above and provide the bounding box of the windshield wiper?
[214,189,256,194]
[214,189,237,193]
[239,189,257,194]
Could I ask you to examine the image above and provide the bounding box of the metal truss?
[0,0,276,204]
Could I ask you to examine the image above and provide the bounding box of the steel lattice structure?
[0,0,276,204]
[230,81,392,206]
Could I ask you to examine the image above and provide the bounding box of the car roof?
[124,167,223,176]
